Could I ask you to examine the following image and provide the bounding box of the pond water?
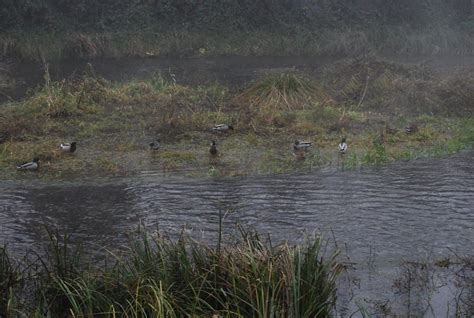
[1,150,473,316]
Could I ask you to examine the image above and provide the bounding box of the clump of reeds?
[239,72,329,112]
[0,246,22,317]
[64,33,112,58]
[22,63,103,118]
[8,225,341,317]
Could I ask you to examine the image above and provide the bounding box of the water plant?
[0,225,341,317]
[0,246,22,317]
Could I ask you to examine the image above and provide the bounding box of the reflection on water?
[1,151,473,316]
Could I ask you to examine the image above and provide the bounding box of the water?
[1,150,473,316]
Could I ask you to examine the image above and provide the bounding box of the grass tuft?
[1,225,341,316]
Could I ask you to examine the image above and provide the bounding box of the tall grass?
[239,73,328,112]
[1,226,341,317]
[0,246,22,317]
[3,27,474,61]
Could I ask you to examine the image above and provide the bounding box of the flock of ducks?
[15,123,347,171]
[16,122,418,172]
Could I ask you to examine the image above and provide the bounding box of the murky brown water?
[1,150,473,316]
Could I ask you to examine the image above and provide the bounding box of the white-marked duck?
[212,124,233,132]
[16,158,40,171]
[338,138,348,153]
[405,123,419,134]
[60,142,77,153]
[293,140,312,152]
[209,140,218,156]
[149,139,161,151]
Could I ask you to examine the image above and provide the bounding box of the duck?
[338,138,348,153]
[209,140,218,156]
[16,158,40,171]
[60,142,77,153]
[373,131,385,146]
[405,123,419,134]
[384,124,398,135]
[212,124,234,132]
[293,140,312,152]
[149,139,161,151]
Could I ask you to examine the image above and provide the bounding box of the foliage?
[0,246,22,317]
[1,0,473,33]
[2,226,341,317]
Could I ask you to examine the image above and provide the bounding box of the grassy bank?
[1,226,340,317]
[2,27,474,62]
[0,58,473,179]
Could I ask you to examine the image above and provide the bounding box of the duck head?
[33,157,40,163]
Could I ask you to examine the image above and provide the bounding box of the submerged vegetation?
[0,227,341,317]
[0,58,473,179]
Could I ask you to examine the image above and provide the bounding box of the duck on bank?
[60,142,77,153]
[149,139,161,151]
[16,158,40,171]
[212,124,234,133]
[209,140,218,156]
[293,140,312,152]
[338,138,348,153]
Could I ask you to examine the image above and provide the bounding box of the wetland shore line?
[1,57,473,180]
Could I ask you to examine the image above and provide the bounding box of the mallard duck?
[405,123,419,134]
[384,124,398,135]
[338,138,348,153]
[149,139,161,151]
[209,140,218,156]
[212,124,234,132]
[60,142,77,153]
[16,158,40,171]
[293,140,311,152]
[373,131,385,146]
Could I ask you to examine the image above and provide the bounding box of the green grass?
[0,60,473,179]
[1,225,341,317]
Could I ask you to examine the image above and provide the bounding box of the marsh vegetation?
[1,226,341,317]
[0,58,472,179]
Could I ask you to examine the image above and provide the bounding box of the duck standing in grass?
[293,140,311,152]
[16,158,40,171]
[338,138,348,154]
[60,142,77,153]
[405,123,419,134]
[209,140,218,156]
[212,124,233,133]
[149,139,161,151]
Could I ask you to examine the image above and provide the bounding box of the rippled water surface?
[1,151,473,316]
